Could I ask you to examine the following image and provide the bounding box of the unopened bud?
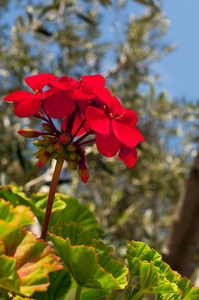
[46,143,55,153]
[42,123,54,133]
[38,152,50,167]
[35,148,46,158]
[59,133,71,144]
[61,152,69,162]
[78,163,89,183]
[33,140,48,148]
[55,142,64,153]
[68,160,77,170]
[69,152,76,160]
[51,152,60,159]
[76,153,81,162]
[66,143,76,152]
[42,136,51,143]
[18,129,42,138]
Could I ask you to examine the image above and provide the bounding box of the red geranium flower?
[4,73,58,117]
[86,87,144,157]
[43,75,105,119]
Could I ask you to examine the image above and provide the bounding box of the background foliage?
[1,0,199,283]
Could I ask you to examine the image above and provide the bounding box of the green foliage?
[0,201,62,298]
[33,268,72,300]
[49,222,128,290]
[31,192,104,239]
[0,185,103,239]
[0,199,34,238]
[1,187,199,299]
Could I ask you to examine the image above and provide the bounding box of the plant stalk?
[40,157,64,241]
[75,285,82,300]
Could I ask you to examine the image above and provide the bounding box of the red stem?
[74,130,93,145]
[72,119,86,141]
[78,138,95,146]
[40,157,64,241]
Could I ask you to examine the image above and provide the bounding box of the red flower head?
[86,87,144,158]
[43,74,105,119]
[4,73,58,117]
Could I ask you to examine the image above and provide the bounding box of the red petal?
[69,89,94,100]
[14,98,41,117]
[81,74,105,87]
[25,73,58,93]
[61,115,87,136]
[4,91,35,102]
[43,91,75,118]
[92,87,113,109]
[120,110,138,127]
[134,127,145,141]
[112,96,125,115]
[119,146,137,168]
[86,106,110,135]
[96,131,120,157]
[112,120,138,147]
[47,80,72,90]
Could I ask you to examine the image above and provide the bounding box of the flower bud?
[18,129,42,138]
[46,143,55,153]
[55,142,64,153]
[59,133,71,144]
[38,152,50,167]
[33,140,48,148]
[66,143,76,152]
[35,148,46,158]
[78,163,89,183]
[61,152,69,162]
[69,152,76,160]
[42,123,54,133]
[42,136,51,143]
[76,153,81,162]
[68,160,77,170]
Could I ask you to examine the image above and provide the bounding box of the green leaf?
[13,297,35,300]
[33,268,71,300]
[49,222,128,290]
[127,241,180,299]
[32,193,104,239]
[0,227,63,297]
[81,289,110,300]
[0,185,43,217]
[0,199,34,238]
[0,186,103,239]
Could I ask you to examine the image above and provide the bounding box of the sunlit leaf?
[0,199,34,238]
[33,268,71,300]
[32,193,104,239]
[127,241,180,298]
[81,289,110,300]
[0,227,63,297]
[49,222,128,290]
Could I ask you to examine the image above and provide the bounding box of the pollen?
[35,89,39,94]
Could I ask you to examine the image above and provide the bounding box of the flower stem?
[40,157,64,241]
[72,118,86,141]
[78,138,95,146]
[74,130,93,145]
[75,285,82,300]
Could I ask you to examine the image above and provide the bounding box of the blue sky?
[3,0,199,102]
[154,0,199,101]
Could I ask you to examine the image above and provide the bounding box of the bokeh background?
[1,0,199,290]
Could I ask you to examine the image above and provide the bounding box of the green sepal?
[49,222,128,290]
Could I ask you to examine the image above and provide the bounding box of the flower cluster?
[4,73,144,183]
